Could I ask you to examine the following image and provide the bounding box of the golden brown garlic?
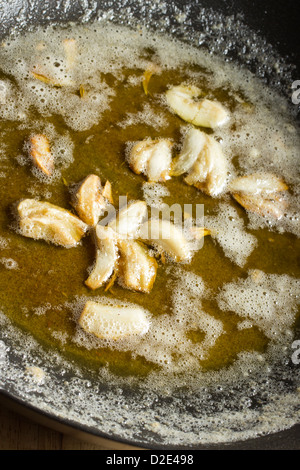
[127,138,173,183]
[118,239,157,293]
[29,134,54,176]
[85,225,119,290]
[71,174,108,227]
[17,199,88,248]
[166,85,229,129]
[229,173,289,219]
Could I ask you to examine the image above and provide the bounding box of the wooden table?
[0,401,114,450]
[0,396,140,450]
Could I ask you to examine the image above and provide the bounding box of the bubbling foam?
[205,202,258,267]
[217,270,300,341]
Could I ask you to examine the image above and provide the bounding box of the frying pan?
[0,0,299,450]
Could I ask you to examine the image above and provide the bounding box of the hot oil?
[0,23,299,380]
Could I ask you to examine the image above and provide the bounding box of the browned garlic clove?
[166,85,229,129]
[127,138,173,182]
[142,63,161,95]
[17,199,88,248]
[183,132,228,197]
[71,174,108,227]
[108,200,147,240]
[29,134,54,176]
[229,173,289,219]
[118,239,157,293]
[231,192,288,220]
[102,180,114,204]
[171,127,207,177]
[85,225,119,290]
[139,218,191,262]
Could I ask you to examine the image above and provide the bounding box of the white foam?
[118,103,169,131]
[142,181,170,209]
[217,270,300,341]
[0,236,9,249]
[205,202,258,267]
[0,257,19,270]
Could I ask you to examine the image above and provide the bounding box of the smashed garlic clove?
[17,199,88,247]
[71,174,107,226]
[85,225,118,290]
[184,134,228,197]
[232,192,288,220]
[108,200,147,240]
[139,218,191,262]
[102,180,114,204]
[118,239,157,293]
[147,140,173,182]
[79,301,150,340]
[127,138,173,182]
[229,173,289,219]
[29,134,54,176]
[171,128,207,176]
[166,85,229,129]
[229,173,288,195]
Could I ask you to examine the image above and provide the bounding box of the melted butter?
[0,22,299,379]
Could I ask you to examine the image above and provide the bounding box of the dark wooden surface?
[0,401,115,450]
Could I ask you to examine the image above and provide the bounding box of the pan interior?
[0,1,299,448]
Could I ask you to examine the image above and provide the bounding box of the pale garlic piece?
[29,134,54,176]
[171,127,207,176]
[165,85,229,129]
[85,225,119,290]
[118,239,157,293]
[108,200,147,240]
[232,192,288,220]
[127,138,173,182]
[183,131,228,197]
[79,301,150,340]
[228,173,288,195]
[229,173,289,219]
[71,174,108,226]
[139,218,191,262]
[17,199,88,248]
